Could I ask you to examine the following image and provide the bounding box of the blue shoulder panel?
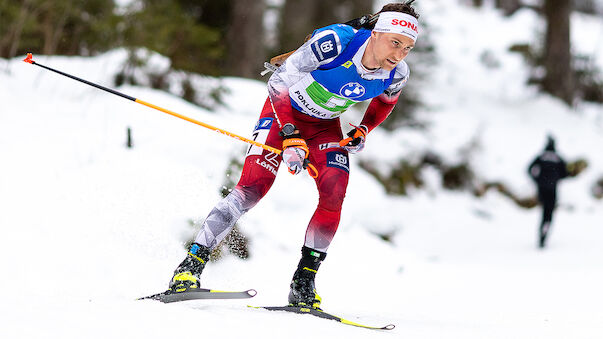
[310,24,356,62]
[311,35,338,62]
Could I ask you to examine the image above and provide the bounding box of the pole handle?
[306,163,318,178]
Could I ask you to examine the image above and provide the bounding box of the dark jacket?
[528,145,568,188]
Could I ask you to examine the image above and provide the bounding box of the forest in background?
[1,0,602,126]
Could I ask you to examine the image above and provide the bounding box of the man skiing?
[528,136,568,248]
[169,1,420,309]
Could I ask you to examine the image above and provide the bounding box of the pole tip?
[23,53,34,64]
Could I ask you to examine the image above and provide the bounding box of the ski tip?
[137,292,167,302]
[23,53,34,64]
[247,289,258,297]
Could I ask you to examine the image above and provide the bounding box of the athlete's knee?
[236,154,279,198]
[231,184,267,211]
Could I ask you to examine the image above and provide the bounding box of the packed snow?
[1,1,602,338]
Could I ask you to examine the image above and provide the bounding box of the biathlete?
[169,1,420,309]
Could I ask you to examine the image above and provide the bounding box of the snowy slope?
[1,1,603,338]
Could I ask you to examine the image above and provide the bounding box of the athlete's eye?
[392,40,400,47]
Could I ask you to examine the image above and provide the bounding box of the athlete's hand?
[282,137,309,175]
[340,124,368,154]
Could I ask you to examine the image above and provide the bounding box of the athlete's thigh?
[237,98,283,195]
[305,122,350,198]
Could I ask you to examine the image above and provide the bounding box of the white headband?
[373,12,419,42]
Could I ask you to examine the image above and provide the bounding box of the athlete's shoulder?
[393,61,410,86]
[394,60,410,80]
[384,61,411,96]
[308,24,357,63]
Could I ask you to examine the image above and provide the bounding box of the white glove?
[282,137,309,175]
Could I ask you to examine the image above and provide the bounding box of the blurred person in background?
[528,135,568,249]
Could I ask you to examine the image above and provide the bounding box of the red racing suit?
[234,95,399,251]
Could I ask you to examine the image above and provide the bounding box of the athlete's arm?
[359,62,410,132]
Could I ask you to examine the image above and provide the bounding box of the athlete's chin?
[381,63,396,71]
[381,59,398,71]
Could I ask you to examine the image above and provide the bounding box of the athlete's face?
[363,32,415,71]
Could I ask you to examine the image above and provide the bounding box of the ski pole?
[23,53,318,178]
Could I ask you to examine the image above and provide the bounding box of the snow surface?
[1,1,603,338]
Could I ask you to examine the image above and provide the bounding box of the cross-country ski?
[250,305,395,330]
[139,288,257,303]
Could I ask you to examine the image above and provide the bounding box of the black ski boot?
[169,243,211,292]
[288,246,327,309]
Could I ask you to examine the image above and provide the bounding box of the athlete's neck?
[361,39,380,71]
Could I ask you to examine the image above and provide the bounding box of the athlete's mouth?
[386,59,397,66]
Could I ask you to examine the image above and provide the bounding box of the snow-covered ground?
[1,1,602,338]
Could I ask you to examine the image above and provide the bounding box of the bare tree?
[0,0,40,60]
[542,0,574,105]
[41,1,71,56]
[5,1,30,59]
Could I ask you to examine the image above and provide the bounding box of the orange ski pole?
[23,53,318,178]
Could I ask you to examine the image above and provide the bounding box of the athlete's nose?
[394,48,409,63]
[394,48,405,62]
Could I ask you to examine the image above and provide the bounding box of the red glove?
[339,124,368,153]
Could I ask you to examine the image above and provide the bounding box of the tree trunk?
[278,0,318,52]
[542,0,574,105]
[278,0,373,52]
[48,10,69,55]
[225,0,266,79]
[7,3,29,59]
[1,0,31,59]
[41,1,70,56]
